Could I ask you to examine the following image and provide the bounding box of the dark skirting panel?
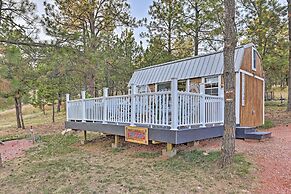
[65,121,224,144]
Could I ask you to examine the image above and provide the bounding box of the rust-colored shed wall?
[239,47,264,127]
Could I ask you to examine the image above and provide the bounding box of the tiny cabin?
[129,43,264,127]
[65,43,266,146]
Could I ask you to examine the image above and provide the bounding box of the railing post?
[103,88,108,124]
[130,84,137,126]
[219,87,224,124]
[171,78,178,130]
[186,79,190,92]
[81,91,86,122]
[199,84,206,127]
[66,94,70,122]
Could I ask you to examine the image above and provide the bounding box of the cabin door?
[240,73,263,127]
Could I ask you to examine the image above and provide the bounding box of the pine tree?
[182,0,224,55]
[145,0,185,56]
[221,0,237,167]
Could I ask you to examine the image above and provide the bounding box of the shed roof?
[129,43,254,86]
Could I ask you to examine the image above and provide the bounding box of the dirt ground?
[239,126,291,194]
[0,139,34,161]
[196,126,291,193]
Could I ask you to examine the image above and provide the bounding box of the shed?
[129,43,265,127]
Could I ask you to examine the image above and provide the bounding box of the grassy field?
[0,104,256,193]
[0,105,65,141]
[0,133,253,193]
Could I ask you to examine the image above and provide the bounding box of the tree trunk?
[52,97,55,123]
[194,31,199,56]
[57,93,61,112]
[287,0,291,111]
[88,73,95,97]
[194,2,199,56]
[221,0,237,167]
[42,103,46,115]
[14,96,21,128]
[19,97,25,129]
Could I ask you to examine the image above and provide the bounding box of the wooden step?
[244,131,272,140]
[235,127,271,140]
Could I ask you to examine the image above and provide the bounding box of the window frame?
[252,47,257,71]
[157,82,171,92]
[204,76,219,96]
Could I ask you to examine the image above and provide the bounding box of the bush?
[260,119,274,129]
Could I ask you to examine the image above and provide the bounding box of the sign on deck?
[125,126,148,145]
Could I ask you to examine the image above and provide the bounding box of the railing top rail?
[178,91,202,97]
[68,99,83,102]
[107,94,130,99]
[204,94,223,99]
[178,91,223,99]
[135,91,171,96]
[83,97,103,101]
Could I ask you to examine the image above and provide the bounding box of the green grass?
[260,119,274,129]
[0,134,253,193]
[28,134,80,158]
[111,147,125,154]
[233,154,252,177]
[265,100,287,107]
[155,150,251,178]
[0,134,29,142]
[132,151,160,159]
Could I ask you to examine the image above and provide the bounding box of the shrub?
[260,119,274,129]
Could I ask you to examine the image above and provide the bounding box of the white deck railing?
[66,79,224,129]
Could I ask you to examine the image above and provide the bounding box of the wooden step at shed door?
[235,126,271,140]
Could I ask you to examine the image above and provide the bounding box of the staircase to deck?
[236,127,272,140]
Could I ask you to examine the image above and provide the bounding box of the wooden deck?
[65,79,225,144]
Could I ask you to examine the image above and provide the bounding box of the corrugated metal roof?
[129,44,253,86]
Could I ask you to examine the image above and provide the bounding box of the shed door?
[240,73,263,127]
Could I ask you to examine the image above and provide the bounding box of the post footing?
[162,143,177,158]
[111,135,121,148]
[162,148,177,158]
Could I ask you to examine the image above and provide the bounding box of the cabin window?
[252,48,257,71]
[178,80,187,91]
[138,85,149,93]
[157,82,171,91]
[205,76,219,96]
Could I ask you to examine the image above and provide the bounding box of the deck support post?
[112,135,120,148]
[166,143,173,152]
[65,94,70,121]
[130,84,137,126]
[171,78,178,130]
[199,84,206,127]
[103,88,108,124]
[81,91,86,122]
[84,130,87,143]
[162,143,177,158]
